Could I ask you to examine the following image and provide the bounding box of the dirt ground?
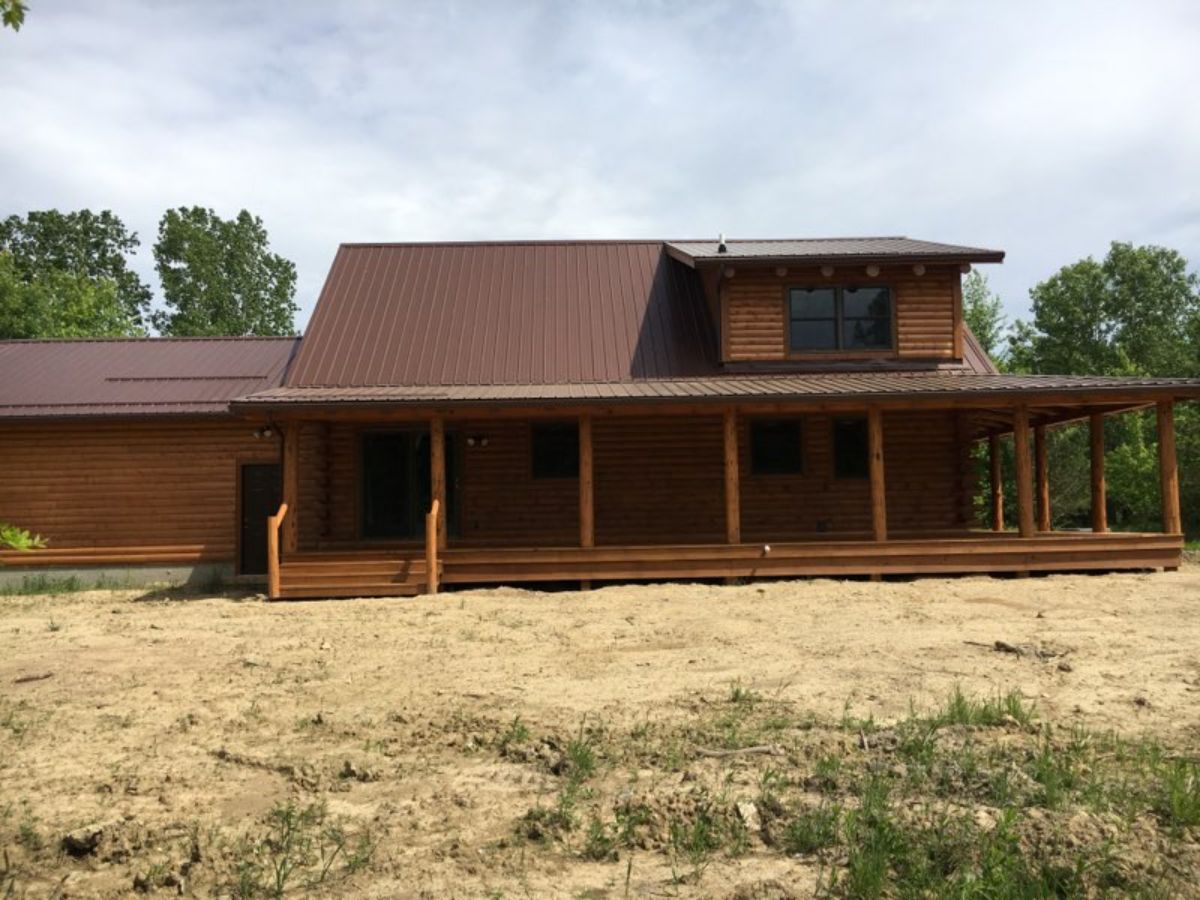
[2,566,1199,898]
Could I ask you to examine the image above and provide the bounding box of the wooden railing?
[266,502,289,600]
[425,499,440,595]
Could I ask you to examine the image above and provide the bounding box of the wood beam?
[723,409,740,544]
[282,425,300,554]
[1089,413,1107,534]
[868,407,887,541]
[430,417,447,549]
[988,434,1004,531]
[1034,425,1050,532]
[1012,406,1036,538]
[1157,401,1182,535]
[579,415,594,549]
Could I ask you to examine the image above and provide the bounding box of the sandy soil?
[1,567,1199,898]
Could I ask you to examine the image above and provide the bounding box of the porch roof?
[235,370,1200,410]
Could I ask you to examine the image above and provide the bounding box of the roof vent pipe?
[717,233,727,254]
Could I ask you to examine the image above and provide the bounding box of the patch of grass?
[727,679,762,706]
[565,734,598,782]
[781,802,841,855]
[0,574,80,597]
[218,800,374,899]
[498,716,530,753]
[582,817,616,861]
[1155,759,1200,829]
[932,685,1036,728]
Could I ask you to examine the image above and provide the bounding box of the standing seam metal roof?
[0,337,299,418]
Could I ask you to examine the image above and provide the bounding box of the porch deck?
[274,531,1183,599]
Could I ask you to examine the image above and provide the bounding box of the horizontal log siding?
[595,416,726,544]
[458,420,578,545]
[0,419,277,557]
[724,265,959,362]
[738,411,965,540]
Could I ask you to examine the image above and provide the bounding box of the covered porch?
[261,393,1187,599]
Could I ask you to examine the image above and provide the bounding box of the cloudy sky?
[2,0,1197,329]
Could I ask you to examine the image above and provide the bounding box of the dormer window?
[788,286,893,352]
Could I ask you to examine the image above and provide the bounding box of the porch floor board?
[273,531,1182,600]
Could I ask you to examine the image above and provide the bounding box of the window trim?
[785,284,896,358]
[748,417,804,477]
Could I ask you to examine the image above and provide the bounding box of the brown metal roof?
[666,237,1005,265]
[0,337,298,418]
[286,241,718,388]
[240,372,1200,409]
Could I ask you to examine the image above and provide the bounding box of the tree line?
[963,242,1200,537]
[0,208,298,338]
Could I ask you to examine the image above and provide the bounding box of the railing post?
[723,409,740,545]
[579,414,594,549]
[1090,413,1107,534]
[988,434,1004,531]
[426,499,440,595]
[1157,400,1181,535]
[282,425,300,554]
[1012,406,1036,538]
[430,417,447,550]
[868,407,887,542]
[266,503,287,601]
[1034,424,1050,532]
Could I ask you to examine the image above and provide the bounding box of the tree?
[1008,242,1200,377]
[0,252,138,339]
[1,0,27,31]
[1006,241,1200,534]
[152,207,298,336]
[0,210,153,326]
[961,270,1006,358]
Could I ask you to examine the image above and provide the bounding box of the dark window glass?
[788,288,838,351]
[789,288,836,319]
[790,320,837,350]
[532,423,579,478]
[833,418,869,479]
[750,420,803,475]
[788,285,893,352]
[361,432,416,538]
[841,286,892,350]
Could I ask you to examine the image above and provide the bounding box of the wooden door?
[240,463,281,574]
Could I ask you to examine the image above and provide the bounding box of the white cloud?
[1,0,1197,328]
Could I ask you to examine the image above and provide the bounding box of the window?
[788,286,892,352]
[833,417,869,479]
[750,420,803,475]
[532,423,579,478]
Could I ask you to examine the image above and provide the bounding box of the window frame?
[831,416,870,480]
[530,421,580,480]
[785,284,896,357]
[748,418,804,476]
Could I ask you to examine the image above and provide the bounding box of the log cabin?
[2,236,1198,599]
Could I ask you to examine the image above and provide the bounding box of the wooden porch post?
[988,434,1004,531]
[1034,425,1050,532]
[579,415,594,549]
[430,417,447,549]
[282,423,300,554]
[867,407,887,542]
[1089,413,1107,534]
[723,409,740,544]
[1157,400,1182,535]
[1012,406,1036,538]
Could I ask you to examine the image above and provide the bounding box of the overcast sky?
[2,0,1197,330]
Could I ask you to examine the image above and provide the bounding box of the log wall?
[292,412,971,548]
[724,264,960,362]
[0,418,278,558]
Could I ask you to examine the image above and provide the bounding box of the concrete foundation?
[0,562,247,593]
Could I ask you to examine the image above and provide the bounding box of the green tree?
[0,210,153,326]
[152,207,297,336]
[1006,242,1200,534]
[961,269,1006,358]
[0,252,138,339]
[1008,242,1200,377]
[1,0,27,31]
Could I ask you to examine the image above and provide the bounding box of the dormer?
[665,238,1004,367]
